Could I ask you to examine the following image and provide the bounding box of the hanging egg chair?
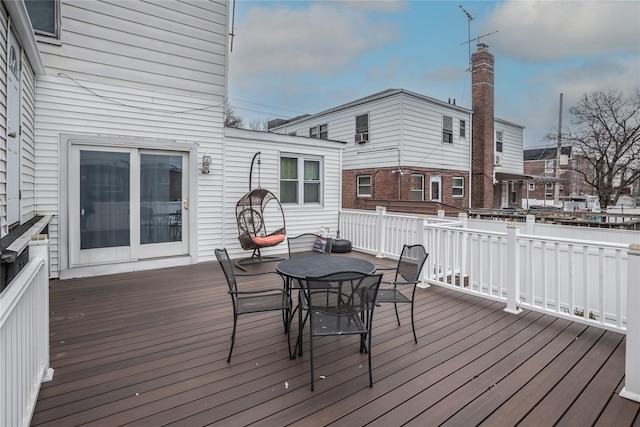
[235,152,286,270]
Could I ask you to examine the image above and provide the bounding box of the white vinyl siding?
[20,52,37,223]
[223,129,342,258]
[0,9,8,233]
[271,91,472,172]
[36,74,224,277]
[494,119,525,174]
[36,0,227,98]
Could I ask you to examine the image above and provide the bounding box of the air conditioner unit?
[494,154,503,166]
[354,133,368,144]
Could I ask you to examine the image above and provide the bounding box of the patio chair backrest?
[395,244,428,284]
[215,248,237,292]
[304,271,382,316]
[287,233,333,258]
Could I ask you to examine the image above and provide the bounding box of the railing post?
[376,206,386,258]
[458,212,468,228]
[437,209,445,219]
[621,243,640,403]
[505,222,523,314]
[526,214,535,235]
[29,235,54,383]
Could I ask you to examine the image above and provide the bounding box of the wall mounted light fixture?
[202,155,212,174]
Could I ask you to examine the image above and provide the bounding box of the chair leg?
[411,300,417,344]
[367,332,373,388]
[227,315,238,363]
[394,302,401,326]
[309,327,315,391]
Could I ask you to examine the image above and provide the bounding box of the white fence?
[339,207,640,402]
[1,238,54,427]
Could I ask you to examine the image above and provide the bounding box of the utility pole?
[554,93,563,206]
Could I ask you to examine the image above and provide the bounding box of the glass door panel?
[80,150,131,249]
[140,154,183,244]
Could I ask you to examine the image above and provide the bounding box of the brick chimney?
[471,43,495,209]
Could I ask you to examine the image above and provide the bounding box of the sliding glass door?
[69,145,189,267]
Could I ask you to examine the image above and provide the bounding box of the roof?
[495,172,565,183]
[524,146,572,161]
[269,88,473,129]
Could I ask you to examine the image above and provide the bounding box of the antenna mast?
[459,5,474,72]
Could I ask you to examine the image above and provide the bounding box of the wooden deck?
[32,252,639,426]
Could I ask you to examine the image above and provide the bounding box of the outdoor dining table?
[276,255,377,358]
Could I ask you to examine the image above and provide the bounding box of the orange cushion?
[252,234,285,246]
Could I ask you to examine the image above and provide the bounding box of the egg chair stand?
[234,152,287,271]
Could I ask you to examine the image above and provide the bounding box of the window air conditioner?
[354,133,368,144]
[494,154,503,166]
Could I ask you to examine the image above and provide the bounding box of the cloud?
[230,2,403,81]
[483,0,640,62]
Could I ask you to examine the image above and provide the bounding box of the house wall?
[0,5,7,234]
[33,0,228,277]
[495,119,525,174]
[36,0,226,99]
[271,90,474,211]
[0,3,39,236]
[222,128,344,259]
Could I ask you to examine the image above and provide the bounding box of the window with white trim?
[459,120,466,138]
[528,182,535,191]
[25,0,60,38]
[452,177,464,197]
[495,130,503,153]
[545,183,553,196]
[357,175,371,197]
[443,116,453,143]
[545,160,554,173]
[410,174,424,201]
[280,155,322,204]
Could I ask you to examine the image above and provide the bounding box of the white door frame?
[430,176,442,202]
[60,134,198,271]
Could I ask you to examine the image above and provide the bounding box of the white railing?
[340,207,640,402]
[1,237,54,427]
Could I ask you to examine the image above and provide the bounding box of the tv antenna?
[461,30,499,48]
[459,5,474,72]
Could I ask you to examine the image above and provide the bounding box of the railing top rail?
[517,232,631,250]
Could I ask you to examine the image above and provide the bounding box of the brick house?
[270,44,526,213]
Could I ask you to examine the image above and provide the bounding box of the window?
[443,116,453,143]
[459,120,466,138]
[410,175,424,201]
[545,183,553,196]
[355,114,369,139]
[452,177,464,197]
[430,176,441,202]
[280,155,322,204]
[495,130,503,153]
[528,183,535,191]
[25,0,59,38]
[309,124,328,139]
[319,124,328,140]
[357,175,372,197]
[545,159,554,173]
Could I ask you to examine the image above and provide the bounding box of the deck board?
[31,252,640,426]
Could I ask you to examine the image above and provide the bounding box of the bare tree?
[247,118,269,131]
[224,102,244,128]
[565,90,640,210]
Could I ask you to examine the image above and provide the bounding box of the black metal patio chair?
[376,244,428,343]
[302,271,383,391]
[287,233,333,258]
[215,248,292,362]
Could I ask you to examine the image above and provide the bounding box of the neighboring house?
[0,0,344,282]
[270,44,526,212]
[524,145,639,209]
[523,146,577,202]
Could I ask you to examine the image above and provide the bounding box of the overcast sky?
[227,0,640,148]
